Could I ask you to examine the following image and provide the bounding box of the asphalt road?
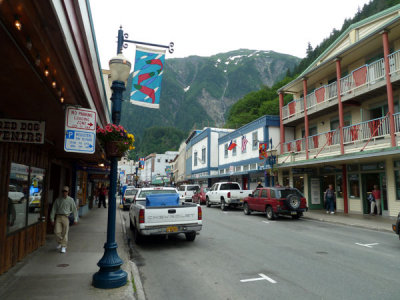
[123,206,400,300]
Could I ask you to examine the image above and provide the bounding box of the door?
[361,173,385,215]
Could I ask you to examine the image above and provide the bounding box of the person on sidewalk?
[324,184,336,214]
[98,184,107,208]
[256,181,263,189]
[50,186,78,253]
[370,185,381,216]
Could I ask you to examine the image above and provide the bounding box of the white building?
[141,151,178,184]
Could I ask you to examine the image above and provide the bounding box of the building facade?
[277,5,400,217]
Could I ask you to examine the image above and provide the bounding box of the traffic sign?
[64,107,97,154]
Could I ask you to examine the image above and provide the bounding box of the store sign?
[0,118,45,144]
[64,107,97,154]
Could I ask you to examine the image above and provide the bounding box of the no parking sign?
[64,107,97,153]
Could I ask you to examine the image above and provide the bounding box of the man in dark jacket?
[324,184,336,214]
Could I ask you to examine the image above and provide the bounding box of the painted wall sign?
[0,118,45,144]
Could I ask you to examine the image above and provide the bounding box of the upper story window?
[224,144,228,158]
[232,139,237,156]
[201,147,206,163]
[252,132,258,150]
[194,151,198,167]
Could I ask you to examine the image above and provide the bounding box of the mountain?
[120,49,300,140]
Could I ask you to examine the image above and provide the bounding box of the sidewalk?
[0,202,138,300]
[303,210,396,233]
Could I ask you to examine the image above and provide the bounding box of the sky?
[90,0,372,69]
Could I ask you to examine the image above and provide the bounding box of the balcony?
[279,113,400,164]
[282,49,400,124]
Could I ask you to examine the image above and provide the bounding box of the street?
[122,206,399,300]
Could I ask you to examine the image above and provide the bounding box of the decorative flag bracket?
[117,26,174,54]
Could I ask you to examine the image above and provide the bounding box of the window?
[194,151,198,167]
[252,132,258,150]
[349,174,360,198]
[165,159,168,163]
[224,144,228,158]
[7,163,46,235]
[261,189,267,197]
[270,189,276,198]
[201,147,206,163]
[395,171,400,200]
[157,159,160,163]
[242,136,247,153]
[232,139,237,156]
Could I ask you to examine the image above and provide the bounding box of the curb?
[302,215,394,233]
[119,208,146,300]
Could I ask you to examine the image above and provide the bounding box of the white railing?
[394,113,400,133]
[306,91,316,109]
[283,137,306,154]
[368,59,385,84]
[326,81,338,101]
[342,116,389,144]
[308,129,339,150]
[340,73,354,94]
[389,50,400,74]
[282,105,289,119]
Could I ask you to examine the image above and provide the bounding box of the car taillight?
[227,192,231,198]
[139,209,145,224]
[123,197,126,203]
[198,206,202,220]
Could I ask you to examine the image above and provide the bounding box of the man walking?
[50,186,78,253]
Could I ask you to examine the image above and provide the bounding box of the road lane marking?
[240,273,277,284]
[355,243,379,248]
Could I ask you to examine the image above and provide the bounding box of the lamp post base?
[93,269,127,289]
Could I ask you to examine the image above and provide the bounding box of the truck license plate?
[291,211,297,215]
[166,226,178,233]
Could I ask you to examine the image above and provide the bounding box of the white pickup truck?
[206,182,252,211]
[129,187,202,243]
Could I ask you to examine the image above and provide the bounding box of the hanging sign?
[64,107,97,154]
[0,118,45,144]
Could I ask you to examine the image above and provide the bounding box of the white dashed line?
[240,273,277,283]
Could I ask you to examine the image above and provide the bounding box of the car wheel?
[133,225,144,244]
[206,197,211,207]
[185,232,196,241]
[243,203,251,215]
[221,198,227,211]
[266,206,276,220]
[286,194,301,210]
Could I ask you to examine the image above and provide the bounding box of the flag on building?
[259,143,268,159]
[241,135,248,152]
[130,46,166,109]
[227,140,237,151]
[139,158,145,169]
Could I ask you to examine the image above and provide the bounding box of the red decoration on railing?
[289,102,296,115]
[350,125,359,141]
[312,135,319,148]
[296,140,301,152]
[353,66,367,87]
[368,119,381,137]
[315,87,325,103]
[287,143,291,152]
[326,132,334,146]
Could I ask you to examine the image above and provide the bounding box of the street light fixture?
[92,50,131,289]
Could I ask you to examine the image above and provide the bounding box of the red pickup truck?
[243,187,308,220]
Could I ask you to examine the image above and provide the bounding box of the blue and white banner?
[130,46,166,109]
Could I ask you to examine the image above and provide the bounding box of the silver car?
[122,188,138,211]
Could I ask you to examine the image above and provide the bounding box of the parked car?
[178,184,200,202]
[122,188,138,211]
[206,182,252,210]
[192,187,210,205]
[129,187,202,243]
[393,212,400,239]
[243,187,308,220]
[8,184,25,204]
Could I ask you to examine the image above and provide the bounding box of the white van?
[178,184,200,202]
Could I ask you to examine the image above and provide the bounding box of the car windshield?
[277,189,303,198]
[203,188,210,193]
[187,186,199,191]
[220,183,240,190]
[138,189,177,198]
[125,189,137,196]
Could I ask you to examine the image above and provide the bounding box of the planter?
[105,141,125,158]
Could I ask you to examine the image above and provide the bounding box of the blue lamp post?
[93,42,131,288]
[265,149,277,187]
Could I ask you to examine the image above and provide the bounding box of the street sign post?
[64,107,97,153]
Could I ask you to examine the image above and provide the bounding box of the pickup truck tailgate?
[145,206,200,225]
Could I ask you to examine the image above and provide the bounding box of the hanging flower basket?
[105,141,126,158]
[96,124,135,159]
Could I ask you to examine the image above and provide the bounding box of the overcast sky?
[90,0,371,68]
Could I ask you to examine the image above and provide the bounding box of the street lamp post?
[93,34,131,289]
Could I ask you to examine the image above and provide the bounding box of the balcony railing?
[282,54,390,121]
[343,116,390,144]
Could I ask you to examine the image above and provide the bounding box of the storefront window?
[347,164,359,172]
[336,174,343,198]
[293,176,304,194]
[7,163,46,235]
[349,174,360,198]
[8,163,29,234]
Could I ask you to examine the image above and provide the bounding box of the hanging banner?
[139,158,145,169]
[259,143,268,160]
[130,46,166,109]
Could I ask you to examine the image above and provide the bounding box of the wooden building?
[0,0,110,274]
